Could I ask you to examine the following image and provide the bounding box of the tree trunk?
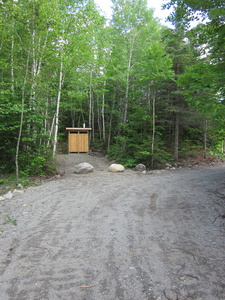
[89,71,94,141]
[123,35,134,126]
[92,91,95,140]
[97,95,102,140]
[151,86,156,168]
[107,92,116,151]
[174,113,179,161]
[27,29,48,139]
[47,113,56,148]
[11,34,15,94]
[15,52,30,180]
[89,71,92,128]
[121,34,136,153]
[53,58,63,156]
[102,80,106,142]
[203,119,207,154]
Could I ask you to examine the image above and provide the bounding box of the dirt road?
[0,154,225,300]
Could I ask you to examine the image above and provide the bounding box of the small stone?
[108,164,124,172]
[165,163,172,168]
[164,289,178,300]
[13,189,24,195]
[134,164,146,172]
[17,184,23,190]
[179,276,186,281]
[4,191,13,199]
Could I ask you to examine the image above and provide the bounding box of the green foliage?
[2,216,17,226]
[107,142,174,169]
[18,151,56,177]
[0,146,56,177]
[0,0,224,176]
[141,149,174,169]
[107,133,141,167]
[107,131,174,169]
[140,41,174,83]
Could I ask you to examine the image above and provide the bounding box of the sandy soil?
[0,153,225,300]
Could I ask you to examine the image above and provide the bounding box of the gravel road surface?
[0,154,225,300]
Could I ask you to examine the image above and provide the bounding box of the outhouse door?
[66,128,92,153]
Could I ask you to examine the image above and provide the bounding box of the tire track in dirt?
[0,155,225,299]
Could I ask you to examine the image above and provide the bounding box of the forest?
[0,0,225,180]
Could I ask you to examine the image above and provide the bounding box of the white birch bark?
[15,52,30,180]
[89,71,93,128]
[107,92,116,151]
[53,58,63,156]
[47,113,56,148]
[151,86,156,167]
[11,34,15,94]
[123,34,135,125]
[102,81,106,141]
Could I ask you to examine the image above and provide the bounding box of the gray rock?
[74,162,94,174]
[13,189,24,195]
[164,289,178,300]
[165,163,172,168]
[4,191,13,199]
[17,184,23,190]
[134,164,146,172]
[108,164,124,172]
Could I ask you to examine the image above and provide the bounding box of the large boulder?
[108,164,125,172]
[74,162,94,174]
[134,163,146,172]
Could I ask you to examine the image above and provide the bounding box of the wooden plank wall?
[69,133,88,153]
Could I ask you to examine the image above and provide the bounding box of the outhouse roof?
[66,127,92,132]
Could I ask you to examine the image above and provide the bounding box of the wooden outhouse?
[66,127,92,153]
